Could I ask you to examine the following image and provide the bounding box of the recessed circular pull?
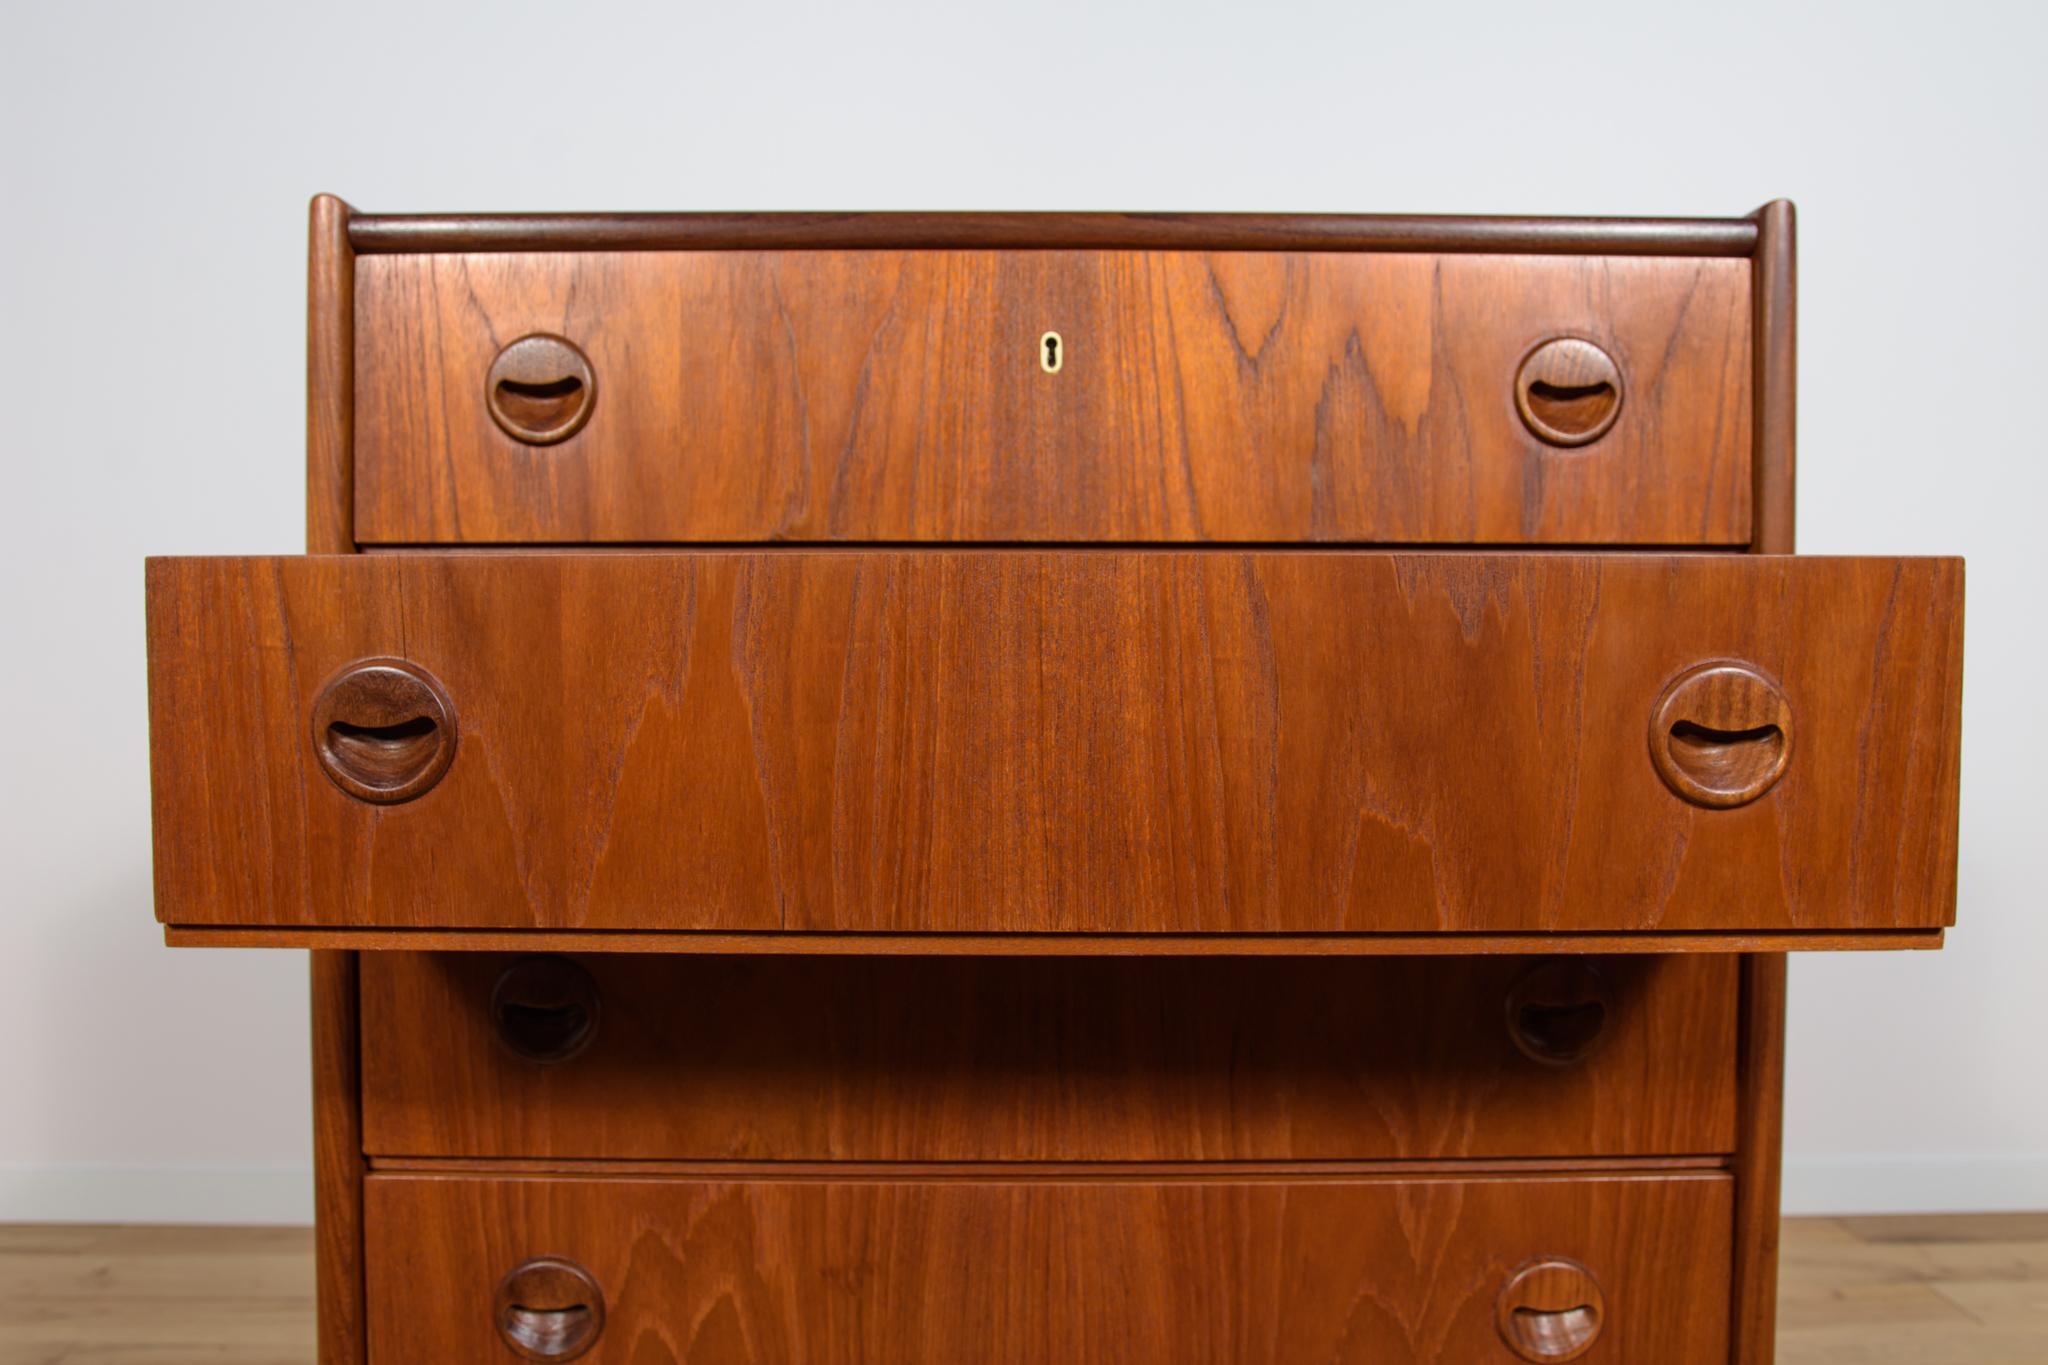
[491,957,601,1064]
[1515,338,1623,447]
[309,659,456,804]
[496,1257,605,1361]
[487,334,595,445]
[1506,960,1613,1066]
[1497,1258,1606,1362]
[1650,661,1794,808]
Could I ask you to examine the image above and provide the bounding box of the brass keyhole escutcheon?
[1041,331,1063,374]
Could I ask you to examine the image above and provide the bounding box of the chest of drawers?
[144,197,1963,1363]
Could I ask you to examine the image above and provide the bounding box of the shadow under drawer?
[360,952,1738,1162]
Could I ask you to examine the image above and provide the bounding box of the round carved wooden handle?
[492,957,602,1064]
[1505,960,1613,1066]
[308,659,456,804]
[1497,1258,1606,1361]
[1515,338,1623,446]
[496,1257,605,1361]
[1649,661,1794,808]
[487,334,596,445]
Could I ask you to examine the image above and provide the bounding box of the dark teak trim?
[310,951,365,1365]
[306,194,354,558]
[1750,199,1797,557]
[1733,955,1790,1365]
[1732,196,1797,1365]
[346,209,1760,257]
[306,193,367,1365]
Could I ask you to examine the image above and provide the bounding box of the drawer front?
[361,953,1737,1161]
[145,552,1960,935]
[354,250,1752,545]
[363,1171,1732,1363]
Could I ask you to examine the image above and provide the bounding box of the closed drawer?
[360,953,1737,1161]
[363,1170,1731,1363]
[354,250,1752,545]
[145,551,1961,939]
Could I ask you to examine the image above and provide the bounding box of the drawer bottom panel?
[363,1171,1732,1363]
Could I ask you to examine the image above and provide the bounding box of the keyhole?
[1041,331,1063,374]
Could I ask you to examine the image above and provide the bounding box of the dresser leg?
[312,950,367,1364]
[1731,953,1788,1364]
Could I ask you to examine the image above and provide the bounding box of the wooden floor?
[1,1214,2043,1364]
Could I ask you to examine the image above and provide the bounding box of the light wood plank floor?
[2,1214,2044,1363]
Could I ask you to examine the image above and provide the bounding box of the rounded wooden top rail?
[344,208,1767,256]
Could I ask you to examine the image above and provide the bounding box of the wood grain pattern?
[163,926,1946,954]
[362,1171,1732,1363]
[305,193,366,1365]
[1735,955,1790,1365]
[308,955,363,1365]
[1734,206,1797,1364]
[352,251,1754,545]
[347,209,1763,256]
[145,551,1962,937]
[19,1214,2045,1365]
[307,194,354,557]
[366,1157,1732,1177]
[0,1223,317,1363]
[1750,199,1796,557]
[358,953,1737,1162]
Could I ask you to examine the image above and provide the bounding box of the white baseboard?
[1782,1155,2048,1215]
[0,1164,313,1225]
[0,1158,2041,1224]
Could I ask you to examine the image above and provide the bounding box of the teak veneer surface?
[362,1171,1733,1363]
[146,551,1961,938]
[359,953,1738,1161]
[353,251,1753,545]
[171,926,1943,953]
[18,1214,2047,1365]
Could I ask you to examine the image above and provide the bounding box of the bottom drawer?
[363,1171,1732,1363]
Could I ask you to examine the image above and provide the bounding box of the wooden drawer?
[146,551,1960,940]
[360,953,1737,1161]
[353,250,1752,545]
[363,1170,1732,1363]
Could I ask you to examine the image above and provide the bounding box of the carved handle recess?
[309,659,456,804]
[491,957,602,1064]
[487,334,596,445]
[1505,960,1613,1066]
[496,1257,605,1361]
[1515,338,1623,446]
[1497,1258,1606,1361]
[1649,661,1794,808]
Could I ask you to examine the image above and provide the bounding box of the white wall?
[2,0,2041,1222]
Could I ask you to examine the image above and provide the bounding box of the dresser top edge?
[333,198,1782,257]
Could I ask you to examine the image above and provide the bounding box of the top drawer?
[353,251,1753,545]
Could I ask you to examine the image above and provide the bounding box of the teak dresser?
[144,198,1965,1364]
